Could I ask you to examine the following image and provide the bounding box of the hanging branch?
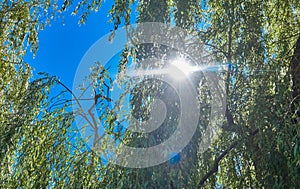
[222,0,237,133]
[197,129,259,188]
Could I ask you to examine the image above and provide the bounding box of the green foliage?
[0,0,108,188]
[1,0,300,188]
[103,0,300,188]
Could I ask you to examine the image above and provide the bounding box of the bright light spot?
[170,58,193,75]
[168,58,195,80]
[126,57,227,80]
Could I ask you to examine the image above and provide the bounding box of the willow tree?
[2,0,300,188]
[100,0,300,188]
[0,0,105,188]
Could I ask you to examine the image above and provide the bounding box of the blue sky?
[25,1,115,89]
[24,1,138,156]
[22,1,224,167]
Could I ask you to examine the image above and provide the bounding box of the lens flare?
[168,58,194,80]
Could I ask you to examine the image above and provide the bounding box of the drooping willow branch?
[197,129,259,188]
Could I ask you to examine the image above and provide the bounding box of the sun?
[168,57,195,80]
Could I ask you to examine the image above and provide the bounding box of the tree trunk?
[291,35,300,121]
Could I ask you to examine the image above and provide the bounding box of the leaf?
[294,142,298,157]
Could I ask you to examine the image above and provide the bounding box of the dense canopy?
[0,0,299,188]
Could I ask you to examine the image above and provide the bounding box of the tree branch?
[291,35,300,114]
[197,129,259,188]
